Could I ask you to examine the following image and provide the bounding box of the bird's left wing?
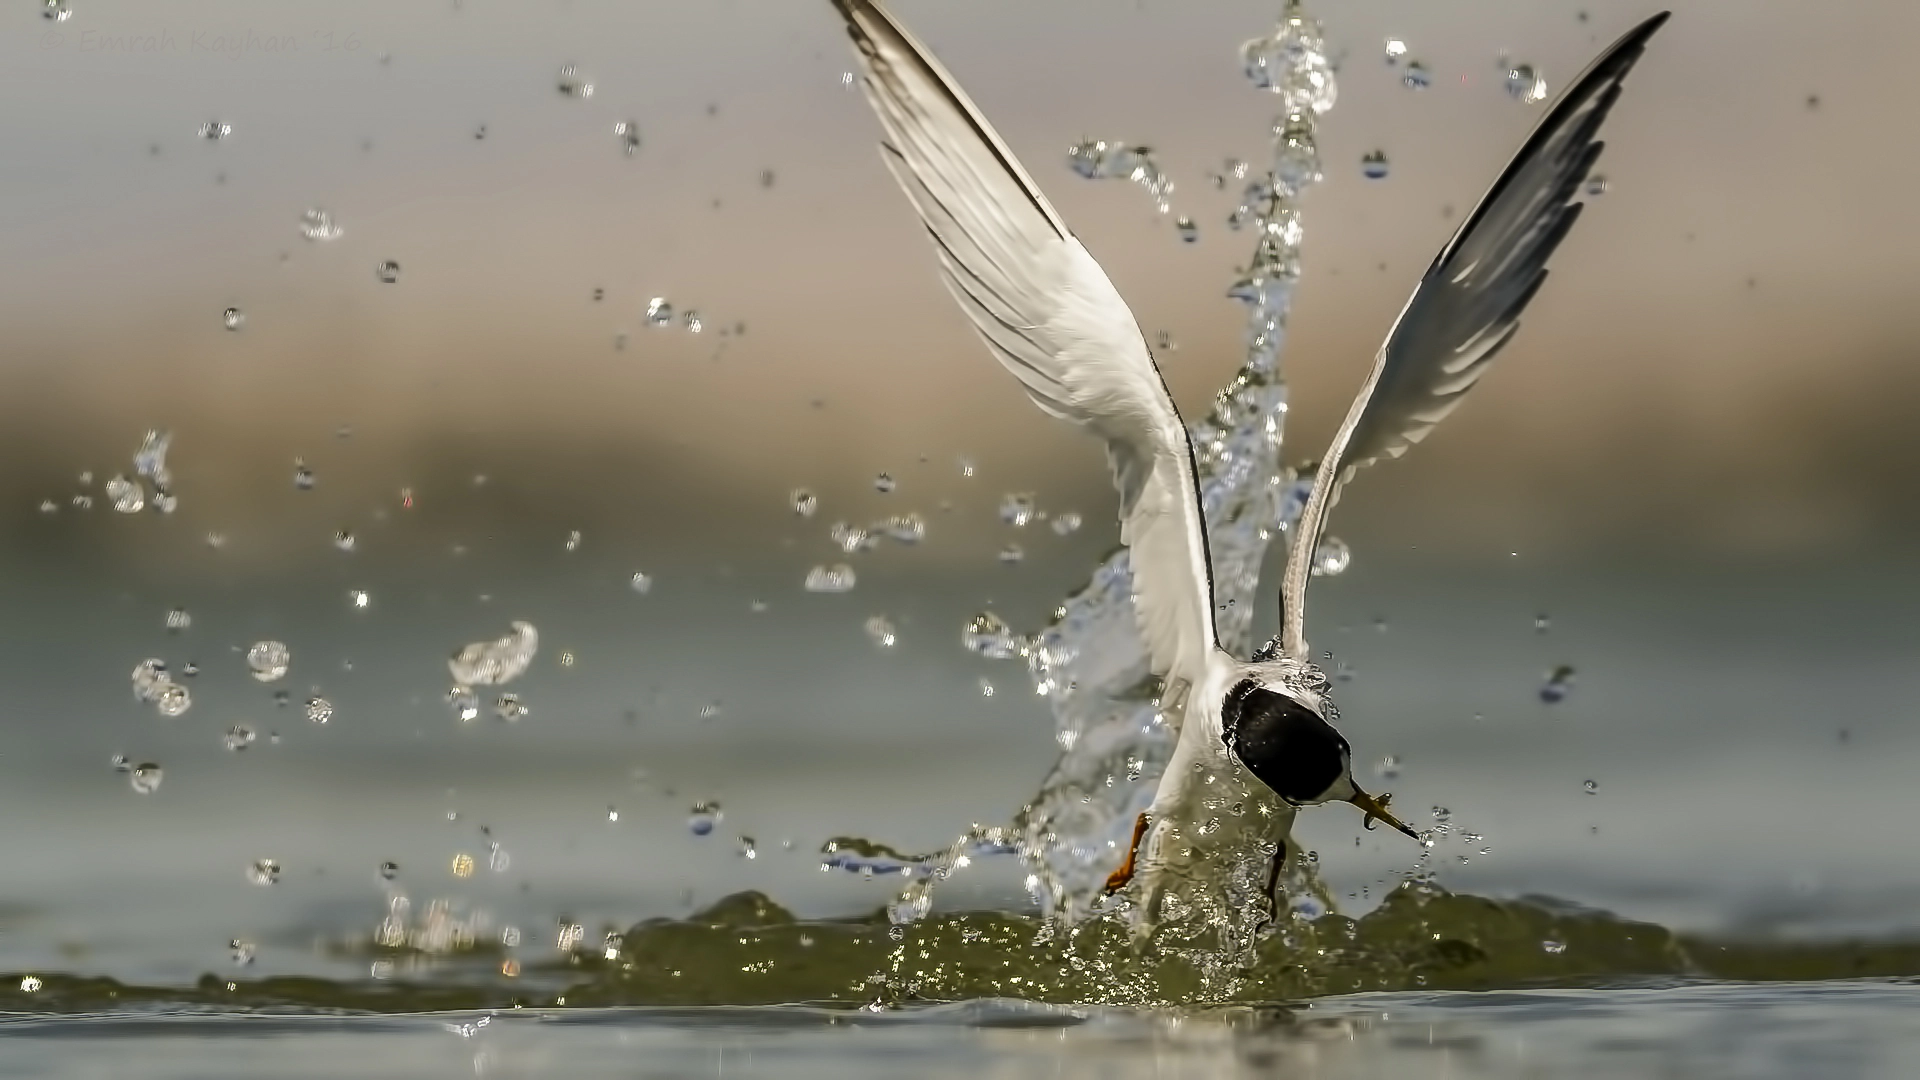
[1278,12,1669,659]
[831,0,1220,693]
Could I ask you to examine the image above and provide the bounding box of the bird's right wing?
[1278,12,1669,660]
[832,0,1220,695]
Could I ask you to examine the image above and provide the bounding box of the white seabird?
[829,0,1668,918]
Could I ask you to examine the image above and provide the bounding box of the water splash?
[835,0,1342,969]
[1066,141,1177,217]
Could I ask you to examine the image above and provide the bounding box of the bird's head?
[1220,676,1420,840]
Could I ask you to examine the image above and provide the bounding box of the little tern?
[830,0,1667,912]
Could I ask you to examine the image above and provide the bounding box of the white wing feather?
[1279,12,1670,659]
[832,0,1220,693]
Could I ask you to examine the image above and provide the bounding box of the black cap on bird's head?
[1221,679,1420,840]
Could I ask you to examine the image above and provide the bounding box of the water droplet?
[129,763,163,794]
[556,65,593,99]
[449,621,539,686]
[1241,12,1337,115]
[1383,37,1408,63]
[494,694,525,722]
[473,124,488,140]
[688,801,722,836]
[1311,535,1351,575]
[131,659,169,701]
[738,836,758,860]
[1065,141,1176,215]
[629,571,653,595]
[873,472,896,494]
[1050,512,1082,536]
[791,488,818,517]
[298,207,343,242]
[864,615,897,648]
[999,492,1036,527]
[165,607,192,632]
[375,260,401,284]
[829,521,872,554]
[1585,174,1608,197]
[881,513,925,544]
[979,679,995,698]
[957,457,976,478]
[223,725,255,752]
[1505,63,1548,103]
[246,641,290,682]
[1361,150,1390,180]
[19,975,42,993]
[998,543,1025,564]
[1402,61,1432,90]
[1539,664,1575,704]
[646,297,673,326]
[229,939,256,966]
[111,754,132,772]
[41,1,70,23]
[1534,612,1551,633]
[698,701,722,722]
[962,612,1023,659]
[1375,754,1401,781]
[105,475,143,514]
[222,307,245,331]
[447,686,479,722]
[155,683,191,717]
[198,119,233,141]
[293,460,315,490]
[328,528,357,553]
[564,529,582,552]
[606,806,619,823]
[804,563,857,593]
[349,590,370,609]
[1176,217,1198,243]
[1541,939,1567,955]
[1583,779,1598,795]
[247,859,281,886]
[683,310,703,334]
[613,119,641,155]
[451,853,476,878]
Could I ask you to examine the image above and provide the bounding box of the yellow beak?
[1347,787,1420,840]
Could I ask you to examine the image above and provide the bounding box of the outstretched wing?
[1279,12,1670,659]
[832,0,1220,690]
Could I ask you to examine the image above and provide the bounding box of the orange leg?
[1102,813,1150,895]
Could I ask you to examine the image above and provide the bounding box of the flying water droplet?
[738,836,757,860]
[298,207,343,242]
[1375,754,1401,780]
[683,310,702,333]
[1000,493,1035,527]
[1505,63,1548,103]
[1584,779,1598,794]
[629,571,653,595]
[1311,535,1351,575]
[105,475,143,513]
[129,763,163,794]
[791,488,818,517]
[229,939,256,966]
[1402,61,1432,90]
[1585,175,1608,197]
[556,65,593,99]
[1051,512,1082,536]
[293,460,315,490]
[1539,664,1575,704]
[873,473,896,494]
[998,543,1025,565]
[198,119,233,141]
[447,686,480,722]
[305,696,333,724]
[165,607,192,632]
[376,260,401,284]
[131,660,170,701]
[247,859,281,886]
[1361,150,1390,180]
[155,683,191,717]
[963,612,1023,659]
[348,590,370,610]
[1176,217,1198,243]
[1383,37,1408,64]
[449,621,539,686]
[864,615,897,648]
[1065,140,1176,215]
[334,529,356,552]
[494,694,526,722]
[829,522,872,554]
[881,513,925,544]
[564,530,582,552]
[688,801,721,836]
[804,563,857,593]
[1535,612,1552,633]
[646,297,674,326]
[1541,939,1567,955]
[222,307,245,331]
[223,725,256,752]
[613,120,641,155]
[246,641,290,682]
[41,1,71,23]
[111,754,132,772]
[1241,11,1337,115]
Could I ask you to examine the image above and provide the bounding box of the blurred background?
[1,0,1917,988]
